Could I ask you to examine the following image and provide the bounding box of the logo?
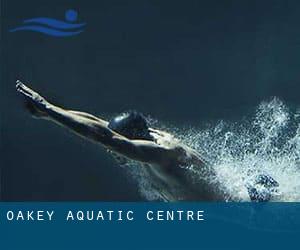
[9,9,86,37]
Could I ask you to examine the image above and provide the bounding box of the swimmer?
[15,80,277,201]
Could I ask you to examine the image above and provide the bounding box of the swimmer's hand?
[16,80,49,118]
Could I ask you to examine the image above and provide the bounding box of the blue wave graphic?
[10,25,84,37]
[23,18,85,29]
[9,9,85,37]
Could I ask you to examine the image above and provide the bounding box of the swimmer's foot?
[16,80,49,118]
[246,174,279,202]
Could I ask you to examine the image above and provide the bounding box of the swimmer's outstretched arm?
[16,81,176,165]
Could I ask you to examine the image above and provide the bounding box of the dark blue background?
[2,0,300,201]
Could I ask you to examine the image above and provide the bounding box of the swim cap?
[108,111,153,140]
